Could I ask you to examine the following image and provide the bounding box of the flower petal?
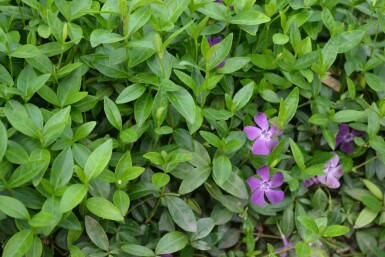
[265,139,279,152]
[331,164,343,178]
[335,134,343,146]
[326,175,340,189]
[340,141,353,153]
[329,154,340,167]
[351,129,363,137]
[247,177,262,191]
[265,190,284,204]
[208,37,221,47]
[270,172,284,188]
[244,126,261,140]
[317,175,327,184]
[254,113,269,130]
[268,125,277,136]
[217,60,225,68]
[339,123,350,135]
[251,190,266,206]
[252,138,270,155]
[256,165,270,181]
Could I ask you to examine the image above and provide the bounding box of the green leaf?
[0,195,30,220]
[29,211,58,227]
[191,217,215,240]
[73,121,96,142]
[230,10,270,25]
[165,196,197,232]
[134,93,153,127]
[297,215,319,234]
[364,72,385,92]
[179,167,211,195]
[207,33,233,70]
[5,102,40,138]
[279,87,299,127]
[86,197,124,221]
[69,0,91,20]
[121,244,155,257]
[85,216,109,251]
[337,30,365,53]
[90,29,124,47]
[212,155,232,185]
[8,160,47,188]
[363,179,383,201]
[167,86,196,124]
[308,113,329,126]
[217,57,250,74]
[155,231,188,255]
[116,83,146,104]
[126,6,152,37]
[84,139,113,181]
[0,121,7,162]
[26,236,43,257]
[0,63,13,85]
[323,225,350,237]
[42,107,71,147]
[200,131,221,147]
[10,44,40,58]
[354,207,378,229]
[104,96,122,131]
[152,173,170,188]
[273,33,289,45]
[60,184,88,213]
[333,110,366,122]
[217,171,248,199]
[3,229,34,257]
[289,138,305,171]
[113,190,130,215]
[322,35,339,70]
[231,82,254,112]
[295,242,311,257]
[50,147,74,191]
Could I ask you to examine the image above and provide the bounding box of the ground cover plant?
[1,0,385,256]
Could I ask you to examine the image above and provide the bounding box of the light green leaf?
[42,106,71,147]
[213,155,232,185]
[230,10,270,26]
[84,139,113,181]
[50,147,74,191]
[0,195,30,220]
[90,29,124,47]
[122,244,155,257]
[155,231,188,255]
[104,96,122,131]
[167,86,196,124]
[59,184,88,213]
[86,197,124,221]
[3,229,34,257]
[165,196,197,232]
[116,83,146,104]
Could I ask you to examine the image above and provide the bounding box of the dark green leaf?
[165,196,197,232]
[155,231,188,255]
[85,216,109,251]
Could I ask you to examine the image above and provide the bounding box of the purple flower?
[275,234,294,257]
[207,37,226,68]
[303,177,318,187]
[336,123,362,153]
[215,0,224,3]
[247,166,284,206]
[317,154,343,189]
[161,254,173,257]
[243,113,282,155]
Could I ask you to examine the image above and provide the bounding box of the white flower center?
[260,129,271,140]
[343,133,354,142]
[260,181,271,191]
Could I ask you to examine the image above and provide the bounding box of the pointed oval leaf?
[60,183,88,213]
[0,195,30,220]
[104,96,122,131]
[85,216,109,251]
[167,86,196,124]
[86,197,124,221]
[84,139,113,181]
[3,229,34,257]
[155,231,188,255]
[165,196,197,232]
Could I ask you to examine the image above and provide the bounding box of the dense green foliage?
[0,0,385,256]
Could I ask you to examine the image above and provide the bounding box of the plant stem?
[353,155,379,170]
[144,187,165,223]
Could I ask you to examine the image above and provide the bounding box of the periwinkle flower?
[247,166,284,206]
[336,123,362,153]
[207,37,226,68]
[243,113,282,155]
[161,254,173,257]
[275,234,294,257]
[317,154,343,189]
[303,177,318,187]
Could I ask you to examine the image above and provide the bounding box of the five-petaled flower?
[243,113,282,155]
[317,153,343,189]
[303,177,318,187]
[336,123,362,153]
[247,166,284,206]
[207,37,226,68]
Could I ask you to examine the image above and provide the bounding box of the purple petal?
[254,113,269,130]
[351,129,363,137]
[251,190,266,206]
[265,139,279,152]
[329,154,340,167]
[277,130,284,136]
[252,138,270,155]
[340,141,353,153]
[335,134,343,146]
[215,0,224,3]
[247,177,262,191]
[317,175,327,184]
[244,126,261,140]
[325,175,340,189]
[331,164,343,178]
[270,172,283,188]
[339,123,349,135]
[217,60,225,68]
[265,190,284,204]
[208,37,221,47]
[304,177,318,187]
[268,125,277,136]
[256,166,270,181]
